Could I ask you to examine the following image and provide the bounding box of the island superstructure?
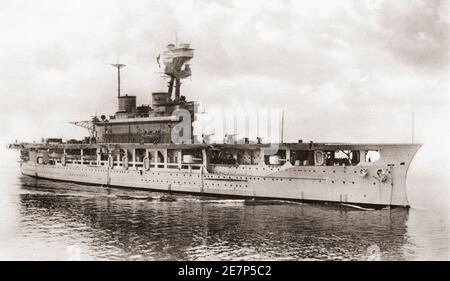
[9,42,421,208]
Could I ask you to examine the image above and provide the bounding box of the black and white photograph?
[0,0,449,267]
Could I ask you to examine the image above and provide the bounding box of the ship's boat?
[8,42,422,208]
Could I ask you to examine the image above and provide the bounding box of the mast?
[111,63,126,98]
[175,78,181,101]
[281,109,285,143]
[111,44,126,98]
[160,42,193,102]
[411,111,415,144]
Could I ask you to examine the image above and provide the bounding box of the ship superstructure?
[9,42,421,208]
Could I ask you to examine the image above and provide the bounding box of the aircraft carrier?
[8,42,421,208]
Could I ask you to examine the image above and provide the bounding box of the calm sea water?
[0,150,448,261]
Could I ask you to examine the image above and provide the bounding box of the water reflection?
[14,176,413,260]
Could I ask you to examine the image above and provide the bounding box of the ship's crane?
[70,120,95,138]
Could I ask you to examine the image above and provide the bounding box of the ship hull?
[22,173,390,209]
[20,144,419,208]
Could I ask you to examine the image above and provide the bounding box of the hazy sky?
[0,0,449,179]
